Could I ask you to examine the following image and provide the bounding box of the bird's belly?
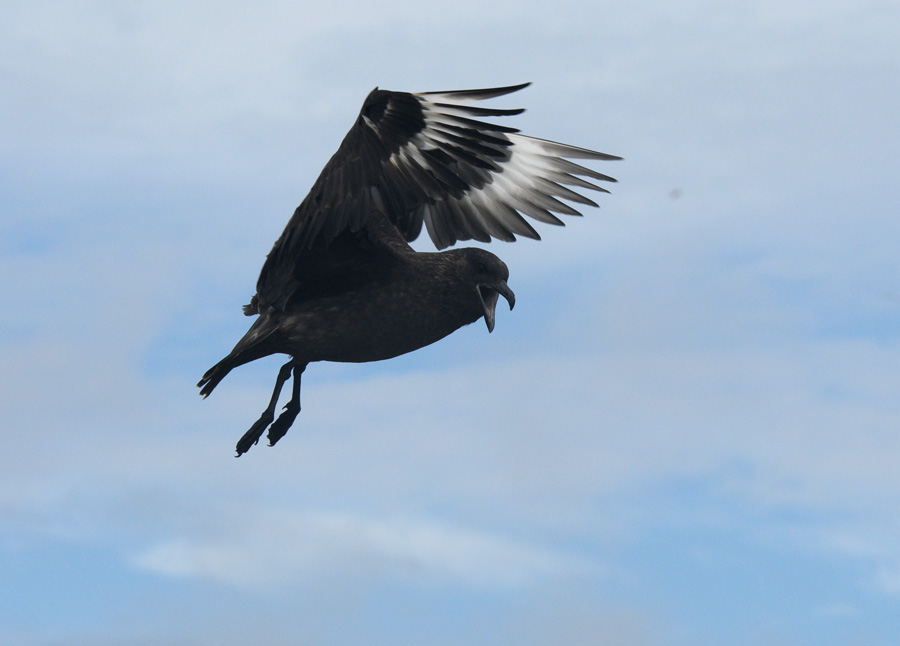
[279,295,479,364]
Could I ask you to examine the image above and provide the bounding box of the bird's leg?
[235,359,295,457]
[267,363,306,447]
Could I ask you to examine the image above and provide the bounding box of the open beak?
[478,281,516,333]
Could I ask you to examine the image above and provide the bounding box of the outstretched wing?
[255,82,620,312]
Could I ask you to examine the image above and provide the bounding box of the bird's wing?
[254,82,620,312]
[245,209,413,315]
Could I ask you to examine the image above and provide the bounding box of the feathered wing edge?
[417,82,533,101]
[405,84,622,249]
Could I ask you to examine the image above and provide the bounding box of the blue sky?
[2,1,899,644]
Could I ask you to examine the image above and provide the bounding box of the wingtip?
[492,81,532,95]
[417,82,532,101]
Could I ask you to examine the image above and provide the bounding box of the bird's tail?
[198,316,278,398]
[197,356,236,398]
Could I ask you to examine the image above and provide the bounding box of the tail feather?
[197,357,235,398]
[198,315,279,398]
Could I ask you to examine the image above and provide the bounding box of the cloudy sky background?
[2,1,899,644]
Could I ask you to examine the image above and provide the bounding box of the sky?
[1,0,899,644]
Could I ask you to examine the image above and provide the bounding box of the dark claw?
[233,360,306,456]
[267,402,300,447]
[235,413,274,457]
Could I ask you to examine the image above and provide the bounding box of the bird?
[198,82,620,456]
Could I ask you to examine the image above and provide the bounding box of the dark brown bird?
[198,83,620,456]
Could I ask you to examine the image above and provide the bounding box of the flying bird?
[199,82,620,456]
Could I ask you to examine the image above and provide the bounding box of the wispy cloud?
[132,508,598,589]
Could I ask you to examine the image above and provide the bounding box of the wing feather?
[254,82,620,311]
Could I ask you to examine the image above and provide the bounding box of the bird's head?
[462,248,515,332]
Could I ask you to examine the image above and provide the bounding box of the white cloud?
[132,508,595,589]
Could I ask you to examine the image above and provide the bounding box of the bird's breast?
[276,279,481,364]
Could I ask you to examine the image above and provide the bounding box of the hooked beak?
[478,281,516,333]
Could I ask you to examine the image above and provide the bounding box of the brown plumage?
[198,83,619,455]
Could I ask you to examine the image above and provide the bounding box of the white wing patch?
[405,88,620,249]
